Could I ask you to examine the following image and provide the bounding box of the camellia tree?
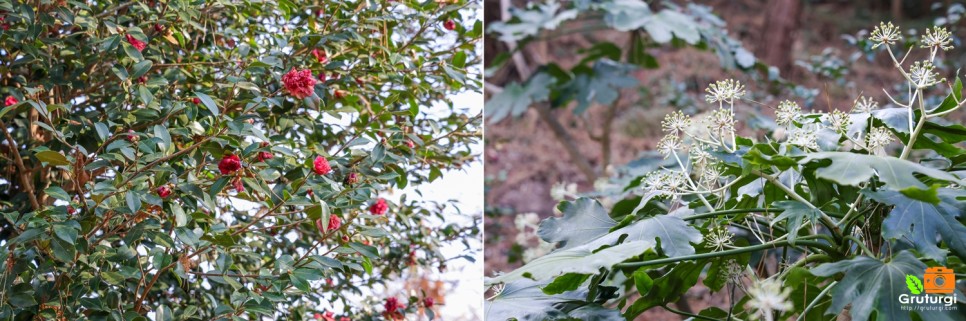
[486,22,966,321]
[0,0,481,320]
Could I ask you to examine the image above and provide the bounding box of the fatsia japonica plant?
[0,0,482,320]
[485,21,966,321]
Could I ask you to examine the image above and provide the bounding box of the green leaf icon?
[906,274,923,295]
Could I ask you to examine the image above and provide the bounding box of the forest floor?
[483,0,965,319]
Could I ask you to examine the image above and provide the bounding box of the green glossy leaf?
[35,150,70,166]
[538,198,617,250]
[772,201,824,246]
[865,188,966,263]
[811,251,960,321]
[801,152,963,190]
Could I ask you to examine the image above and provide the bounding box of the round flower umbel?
[869,21,901,49]
[641,170,687,195]
[708,107,737,140]
[745,278,794,321]
[774,100,801,127]
[704,79,746,104]
[828,109,852,133]
[866,126,895,155]
[704,226,733,251]
[656,134,683,158]
[853,96,878,113]
[921,26,953,51]
[661,110,692,135]
[788,130,819,151]
[909,61,943,88]
[282,68,318,99]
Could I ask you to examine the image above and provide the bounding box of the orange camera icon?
[924,267,956,294]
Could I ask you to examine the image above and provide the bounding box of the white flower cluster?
[788,130,819,150]
[745,278,794,321]
[922,26,953,51]
[774,100,801,127]
[661,110,692,134]
[869,21,902,49]
[641,170,687,195]
[853,96,878,113]
[828,109,852,133]
[909,60,943,87]
[866,126,895,155]
[704,226,733,251]
[705,79,746,104]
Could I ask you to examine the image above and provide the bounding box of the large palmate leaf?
[538,198,617,250]
[811,251,960,321]
[488,0,579,42]
[772,201,824,246]
[864,188,966,263]
[800,152,963,190]
[488,202,702,285]
[484,279,623,321]
[486,73,554,123]
[485,241,649,285]
[599,213,703,258]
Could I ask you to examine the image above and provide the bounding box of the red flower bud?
[127,129,139,143]
[67,205,76,215]
[307,189,314,197]
[313,156,331,175]
[404,140,415,149]
[257,151,273,162]
[157,185,172,198]
[4,96,17,106]
[444,20,456,31]
[311,49,328,64]
[344,172,360,185]
[154,24,164,33]
[218,154,242,174]
[333,90,346,99]
[232,177,245,192]
[369,198,388,215]
[125,34,147,52]
[423,297,434,308]
[192,97,201,104]
[137,76,147,84]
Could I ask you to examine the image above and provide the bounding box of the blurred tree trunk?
[758,0,802,75]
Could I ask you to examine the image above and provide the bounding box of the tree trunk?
[758,0,803,75]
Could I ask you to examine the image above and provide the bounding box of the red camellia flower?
[405,140,415,149]
[192,97,201,104]
[307,189,314,197]
[315,215,341,233]
[312,49,328,64]
[383,297,405,320]
[125,34,147,52]
[423,297,434,308]
[4,96,17,106]
[318,72,326,82]
[218,154,242,174]
[157,185,172,198]
[313,156,331,175]
[67,205,76,215]
[319,311,335,321]
[444,20,456,31]
[369,198,388,215]
[282,68,317,99]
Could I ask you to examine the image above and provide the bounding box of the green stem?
[683,208,783,221]
[662,304,721,321]
[844,235,875,257]
[750,169,841,237]
[899,90,928,160]
[796,281,837,321]
[616,239,837,269]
